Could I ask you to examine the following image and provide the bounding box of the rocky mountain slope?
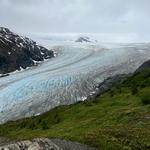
[0,27,54,74]
[136,59,150,72]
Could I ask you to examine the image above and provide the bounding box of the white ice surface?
[0,41,150,123]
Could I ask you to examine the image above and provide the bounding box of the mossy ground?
[0,69,150,150]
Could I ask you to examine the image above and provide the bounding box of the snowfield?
[0,41,150,123]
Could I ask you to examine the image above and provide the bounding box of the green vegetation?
[141,93,150,105]
[0,69,150,150]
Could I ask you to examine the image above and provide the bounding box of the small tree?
[54,113,61,124]
[110,90,114,97]
[131,86,138,95]
[42,120,49,130]
[28,122,37,130]
[141,94,150,105]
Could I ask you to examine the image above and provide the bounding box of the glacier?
[0,41,150,123]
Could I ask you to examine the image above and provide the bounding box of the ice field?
[0,41,150,123]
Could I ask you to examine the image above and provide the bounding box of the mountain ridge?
[0,27,54,74]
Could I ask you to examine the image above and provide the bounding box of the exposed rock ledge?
[0,138,96,150]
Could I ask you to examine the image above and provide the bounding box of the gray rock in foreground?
[0,138,96,150]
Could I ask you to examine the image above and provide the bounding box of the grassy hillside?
[0,69,150,150]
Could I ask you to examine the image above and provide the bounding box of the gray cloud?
[0,0,150,42]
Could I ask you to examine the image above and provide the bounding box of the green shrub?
[28,122,37,130]
[83,100,93,106]
[38,118,42,124]
[131,86,138,95]
[141,94,150,105]
[20,121,27,128]
[42,120,49,130]
[54,113,61,124]
[109,90,114,97]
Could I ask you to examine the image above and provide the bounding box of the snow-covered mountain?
[75,36,91,42]
[0,27,54,74]
[29,33,99,46]
[75,36,97,43]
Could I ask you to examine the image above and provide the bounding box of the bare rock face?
[0,27,54,74]
[0,138,96,150]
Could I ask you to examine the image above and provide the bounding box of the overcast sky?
[0,0,150,42]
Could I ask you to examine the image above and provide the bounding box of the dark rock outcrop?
[136,60,150,72]
[97,59,150,94]
[0,27,54,74]
[97,74,129,94]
